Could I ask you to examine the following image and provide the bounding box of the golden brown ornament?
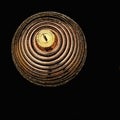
[11,11,87,87]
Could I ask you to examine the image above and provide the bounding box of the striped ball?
[11,11,87,87]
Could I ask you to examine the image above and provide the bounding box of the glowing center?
[36,29,55,48]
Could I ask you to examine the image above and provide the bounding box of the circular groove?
[11,11,87,87]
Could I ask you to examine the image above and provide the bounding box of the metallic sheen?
[11,11,87,87]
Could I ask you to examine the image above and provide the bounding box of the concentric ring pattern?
[11,11,87,87]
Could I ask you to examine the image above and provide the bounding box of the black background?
[0,0,119,118]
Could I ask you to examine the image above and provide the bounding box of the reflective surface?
[11,11,87,87]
